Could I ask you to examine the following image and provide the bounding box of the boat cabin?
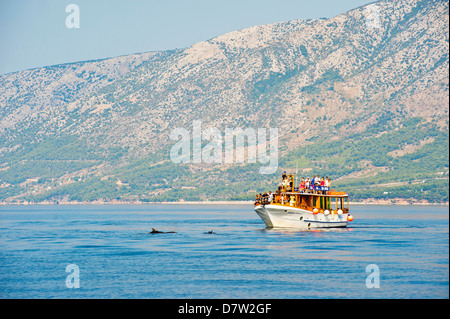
[272,192,349,215]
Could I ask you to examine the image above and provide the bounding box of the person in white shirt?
[282,178,288,191]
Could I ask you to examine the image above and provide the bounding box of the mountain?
[0,0,448,204]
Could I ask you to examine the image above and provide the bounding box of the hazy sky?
[0,0,374,75]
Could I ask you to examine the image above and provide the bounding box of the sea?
[0,204,448,299]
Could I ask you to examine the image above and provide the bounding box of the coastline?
[0,200,448,206]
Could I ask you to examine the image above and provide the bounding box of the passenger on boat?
[289,195,295,206]
[275,187,282,196]
[282,177,289,191]
[319,177,325,194]
[299,178,306,193]
[311,175,316,193]
[261,192,269,204]
[281,194,286,205]
[268,191,273,204]
[305,177,310,194]
[286,176,294,192]
[255,193,261,205]
[326,177,331,193]
[317,175,323,193]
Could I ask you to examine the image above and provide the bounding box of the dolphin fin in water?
[149,228,176,234]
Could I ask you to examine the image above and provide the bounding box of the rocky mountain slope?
[0,0,448,203]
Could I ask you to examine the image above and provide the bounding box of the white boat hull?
[255,204,348,229]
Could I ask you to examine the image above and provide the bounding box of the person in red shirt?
[299,178,306,193]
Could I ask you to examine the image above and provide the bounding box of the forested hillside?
[0,0,448,204]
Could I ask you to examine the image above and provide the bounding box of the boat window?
[343,197,348,209]
[304,196,312,207]
[331,197,337,210]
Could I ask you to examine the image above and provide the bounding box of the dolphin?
[149,228,176,234]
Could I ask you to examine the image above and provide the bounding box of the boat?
[254,173,353,229]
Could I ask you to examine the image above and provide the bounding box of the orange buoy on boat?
[347,215,354,222]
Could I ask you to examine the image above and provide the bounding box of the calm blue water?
[0,204,448,299]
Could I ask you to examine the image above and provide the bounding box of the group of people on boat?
[255,192,273,205]
[280,171,331,193]
[254,171,333,205]
[298,175,332,193]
